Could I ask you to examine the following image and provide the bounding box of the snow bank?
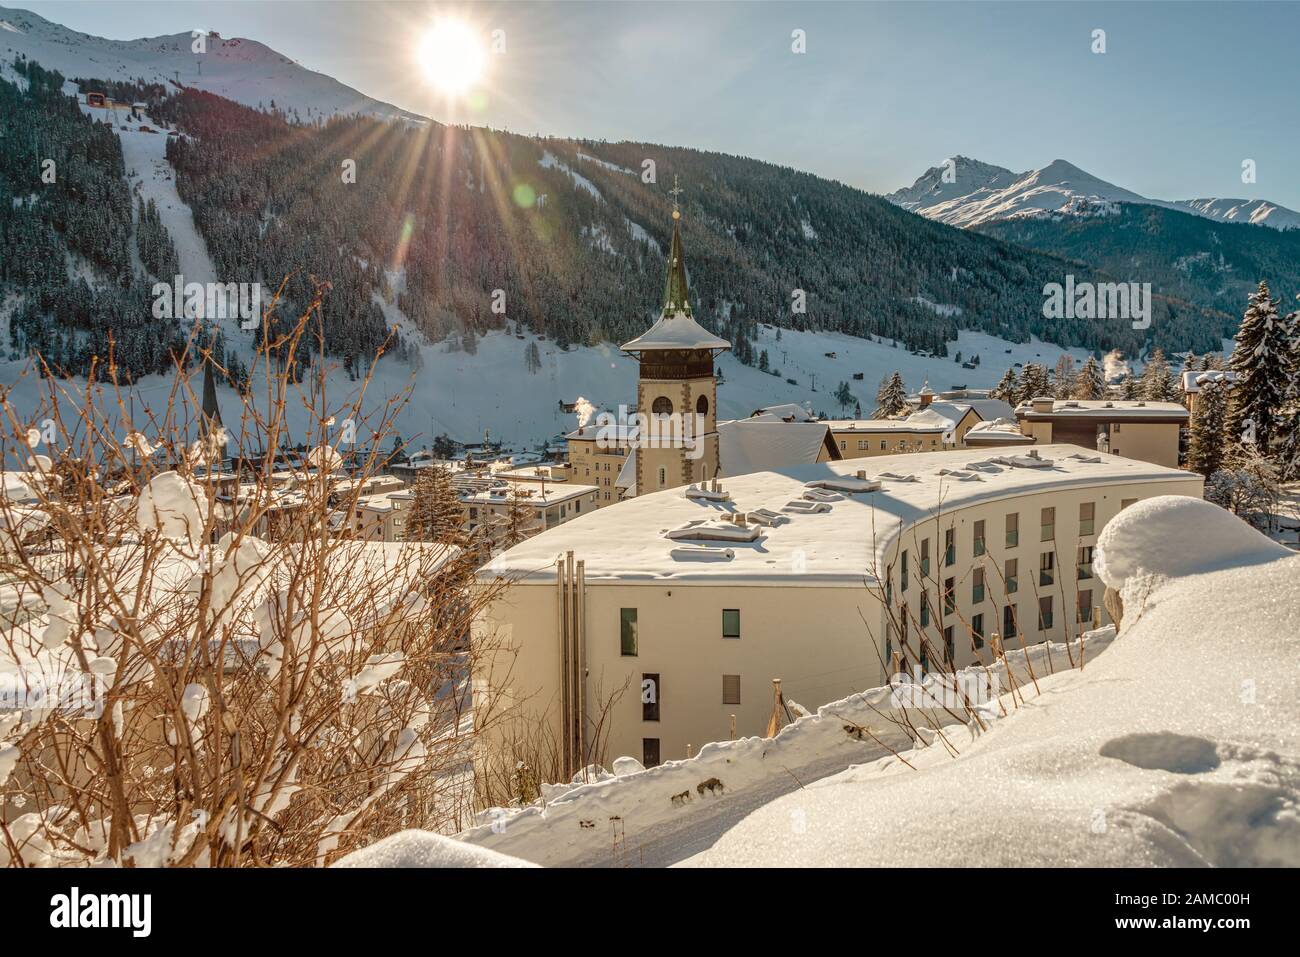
[1095,494,1290,589]
[449,630,1114,866]
[332,830,535,868]
[683,501,1300,867]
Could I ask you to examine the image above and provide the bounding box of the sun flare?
[418,19,487,95]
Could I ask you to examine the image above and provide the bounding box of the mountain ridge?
[887,155,1300,230]
[0,4,424,124]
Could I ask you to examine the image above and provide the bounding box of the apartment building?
[566,424,637,506]
[1014,397,1189,468]
[474,444,1204,775]
[462,480,600,540]
[825,408,953,458]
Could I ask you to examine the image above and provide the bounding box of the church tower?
[621,186,730,494]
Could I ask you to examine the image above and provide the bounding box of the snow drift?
[683,497,1300,867]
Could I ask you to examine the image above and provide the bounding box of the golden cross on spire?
[669,175,683,219]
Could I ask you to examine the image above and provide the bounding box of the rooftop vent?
[782,500,832,514]
[746,508,788,527]
[669,544,735,562]
[666,519,761,543]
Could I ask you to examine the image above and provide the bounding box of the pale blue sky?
[21,1,1300,205]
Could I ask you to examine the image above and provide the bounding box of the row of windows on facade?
[884,499,1126,601]
[886,587,1097,672]
[619,607,739,658]
[842,436,941,452]
[651,395,710,415]
[639,671,742,725]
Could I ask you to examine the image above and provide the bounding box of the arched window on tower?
[696,394,709,415]
[652,396,673,415]
[657,466,666,488]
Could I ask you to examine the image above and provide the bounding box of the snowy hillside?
[0,80,1094,454]
[888,156,1300,230]
[684,496,1300,867]
[0,5,422,124]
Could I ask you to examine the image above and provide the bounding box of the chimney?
[856,469,867,480]
[1031,396,1054,413]
[735,512,747,527]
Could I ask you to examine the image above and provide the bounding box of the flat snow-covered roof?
[1017,400,1189,421]
[482,444,1200,587]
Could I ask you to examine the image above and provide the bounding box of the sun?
[418,19,487,95]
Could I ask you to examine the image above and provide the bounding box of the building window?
[722,674,741,705]
[920,591,931,628]
[657,467,666,488]
[879,440,887,450]
[943,626,955,665]
[901,549,909,592]
[840,440,847,451]
[1113,423,1122,433]
[1038,595,1054,631]
[943,577,955,615]
[642,673,660,721]
[972,566,985,604]
[971,613,985,649]
[1078,589,1093,623]
[1003,603,1018,638]
[1041,507,1055,541]
[1079,501,1095,536]
[620,608,638,656]
[944,528,956,567]
[1039,551,1055,587]
[1005,558,1018,594]
[696,394,709,415]
[1077,545,1094,580]
[643,738,660,768]
[652,396,673,415]
[1006,512,1019,548]
[1122,498,1137,510]
[722,608,741,638]
[920,538,931,577]
[857,439,867,450]
[973,520,986,557]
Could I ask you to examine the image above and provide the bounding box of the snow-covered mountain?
[0,4,423,124]
[888,156,1300,230]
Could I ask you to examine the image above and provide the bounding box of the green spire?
[201,354,223,433]
[661,210,692,317]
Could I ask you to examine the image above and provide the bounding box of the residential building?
[474,444,1203,774]
[1181,370,1238,424]
[566,424,636,506]
[1013,398,1189,468]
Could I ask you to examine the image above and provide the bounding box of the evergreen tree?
[1017,363,1051,403]
[1119,374,1142,400]
[1075,355,1104,400]
[1274,296,1300,479]
[405,466,464,544]
[758,349,769,373]
[991,367,1018,404]
[1228,281,1289,451]
[874,372,908,417]
[1187,376,1230,477]
[1140,347,1178,401]
[834,381,854,411]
